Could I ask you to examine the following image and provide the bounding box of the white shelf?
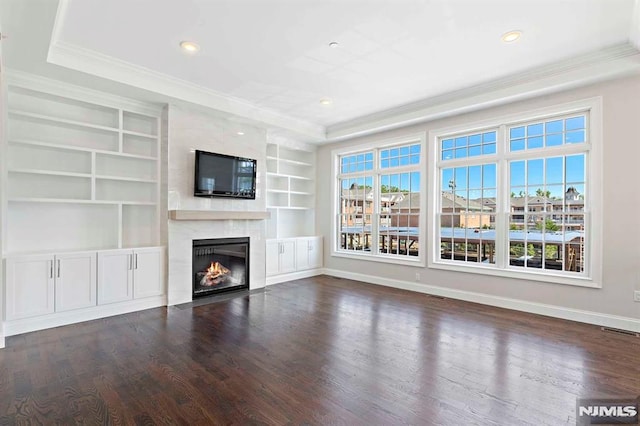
[278,157,313,166]
[9,110,119,133]
[95,175,157,184]
[267,172,312,180]
[9,139,157,160]
[5,82,162,253]
[122,129,157,139]
[267,206,312,210]
[265,142,316,239]
[8,169,92,178]
[8,198,156,206]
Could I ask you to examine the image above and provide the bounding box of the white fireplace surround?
[167,218,266,305]
[166,103,269,305]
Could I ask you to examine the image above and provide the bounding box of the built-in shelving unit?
[266,142,316,239]
[3,83,162,255]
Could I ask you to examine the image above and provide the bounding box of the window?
[430,99,602,287]
[335,135,425,264]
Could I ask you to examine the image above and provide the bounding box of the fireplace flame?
[199,261,230,286]
[207,261,228,277]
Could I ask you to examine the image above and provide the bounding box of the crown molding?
[47,41,325,141]
[326,43,640,142]
[6,69,164,116]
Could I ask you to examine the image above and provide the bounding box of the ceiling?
[2,0,640,142]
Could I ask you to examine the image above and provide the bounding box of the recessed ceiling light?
[180,41,201,53]
[320,98,333,105]
[329,41,339,48]
[501,30,522,43]
[237,131,245,136]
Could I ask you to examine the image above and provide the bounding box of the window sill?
[332,250,425,267]
[428,260,601,289]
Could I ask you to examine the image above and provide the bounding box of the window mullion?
[495,124,508,269]
[372,152,380,255]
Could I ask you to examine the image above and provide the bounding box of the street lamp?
[449,180,456,212]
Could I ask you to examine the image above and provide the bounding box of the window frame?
[428,98,603,288]
[331,133,427,267]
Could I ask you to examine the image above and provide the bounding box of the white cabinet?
[132,247,164,299]
[97,249,133,304]
[5,251,96,320]
[55,252,97,312]
[296,237,323,270]
[279,241,297,273]
[266,237,322,278]
[97,247,163,304]
[5,254,55,320]
[266,240,297,276]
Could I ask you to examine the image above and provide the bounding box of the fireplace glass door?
[192,237,249,297]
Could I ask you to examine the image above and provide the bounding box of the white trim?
[332,251,423,268]
[427,98,603,287]
[0,40,7,349]
[326,44,640,142]
[2,295,166,337]
[321,268,640,333]
[6,69,163,117]
[331,132,426,266]
[631,0,640,51]
[265,268,322,286]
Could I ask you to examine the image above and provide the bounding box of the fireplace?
[192,237,249,297]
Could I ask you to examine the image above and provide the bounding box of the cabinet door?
[133,247,164,299]
[97,249,133,304]
[5,255,55,320]
[308,237,323,269]
[279,240,297,273]
[55,251,97,312]
[295,238,311,271]
[266,240,280,276]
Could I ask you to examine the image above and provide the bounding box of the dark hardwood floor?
[1,275,639,425]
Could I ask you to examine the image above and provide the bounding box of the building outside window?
[335,135,425,264]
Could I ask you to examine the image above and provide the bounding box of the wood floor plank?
[0,275,639,425]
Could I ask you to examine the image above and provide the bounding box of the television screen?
[194,150,257,199]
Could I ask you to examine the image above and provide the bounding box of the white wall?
[0,45,5,348]
[166,103,268,305]
[316,75,640,328]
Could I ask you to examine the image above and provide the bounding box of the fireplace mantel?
[169,210,271,221]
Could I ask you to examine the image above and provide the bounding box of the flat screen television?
[194,150,257,199]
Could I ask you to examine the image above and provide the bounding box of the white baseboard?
[321,268,640,333]
[3,296,167,337]
[266,269,323,286]
[167,292,192,306]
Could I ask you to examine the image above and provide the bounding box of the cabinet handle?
[50,260,53,279]
[135,253,138,270]
[57,259,61,278]
[128,254,132,270]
